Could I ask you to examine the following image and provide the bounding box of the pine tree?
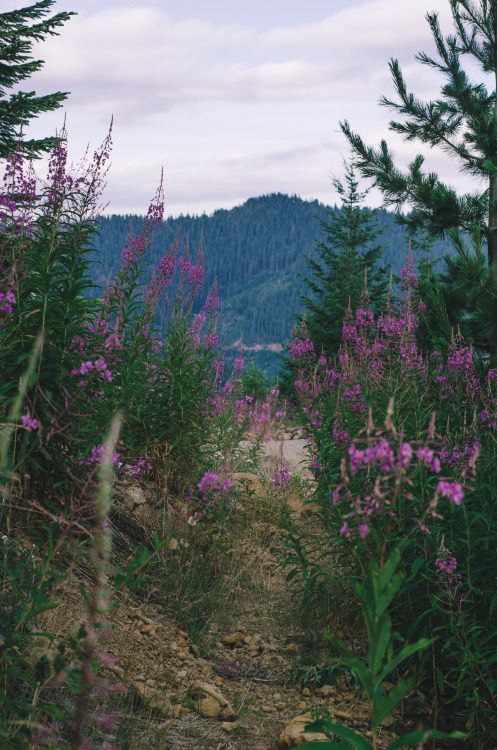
[341,1,497,259]
[0,0,76,160]
[301,159,390,359]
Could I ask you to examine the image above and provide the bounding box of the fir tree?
[0,0,76,160]
[340,0,497,355]
[341,1,497,260]
[300,159,390,359]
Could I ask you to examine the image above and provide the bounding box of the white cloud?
[11,0,488,217]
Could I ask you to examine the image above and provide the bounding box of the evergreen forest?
[89,194,454,375]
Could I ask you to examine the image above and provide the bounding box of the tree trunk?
[488,175,497,357]
[488,174,497,278]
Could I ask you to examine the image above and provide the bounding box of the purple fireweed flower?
[435,544,463,601]
[203,332,219,348]
[401,264,417,291]
[348,443,364,474]
[94,358,107,371]
[396,442,412,469]
[356,307,374,328]
[81,445,120,469]
[339,521,349,536]
[289,336,314,360]
[205,290,219,314]
[363,438,395,471]
[189,471,232,510]
[124,455,152,476]
[233,357,244,374]
[344,383,366,413]
[0,289,16,315]
[417,446,434,466]
[437,480,464,506]
[274,466,291,496]
[80,360,94,374]
[21,412,38,430]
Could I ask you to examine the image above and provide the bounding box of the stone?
[297,701,307,711]
[283,643,299,656]
[122,485,147,509]
[302,688,311,697]
[231,472,265,501]
[191,680,234,716]
[220,705,237,722]
[198,697,222,718]
[132,682,174,718]
[221,631,245,647]
[279,713,329,748]
[221,721,238,732]
[315,685,336,698]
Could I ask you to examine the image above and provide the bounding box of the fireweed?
[282,255,497,744]
[0,125,288,748]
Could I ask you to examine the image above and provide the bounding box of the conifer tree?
[0,0,75,160]
[301,159,390,359]
[341,1,497,263]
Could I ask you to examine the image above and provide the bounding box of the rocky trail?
[33,434,437,749]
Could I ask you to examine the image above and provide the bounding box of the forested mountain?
[89,193,454,375]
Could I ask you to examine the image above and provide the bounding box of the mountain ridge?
[89,192,455,375]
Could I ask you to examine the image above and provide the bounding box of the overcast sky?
[4,0,487,217]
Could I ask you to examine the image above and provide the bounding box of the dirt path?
[33,437,434,750]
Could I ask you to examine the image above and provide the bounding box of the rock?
[220,705,237,722]
[221,631,245,647]
[172,704,190,718]
[231,472,265,501]
[132,682,174,718]
[191,680,234,717]
[221,721,238,732]
[279,713,329,747]
[315,685,336,698]
[122,485,147,509]
[276,701,286,710]
[297,701,307,711]
[198,697,222,718]
[302,688,311,697]
[283,643,299,656]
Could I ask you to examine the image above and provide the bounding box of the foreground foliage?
[284,258,497,746]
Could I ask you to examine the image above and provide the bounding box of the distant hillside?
[89,193,454,376]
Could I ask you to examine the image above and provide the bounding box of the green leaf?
[378,638,433,683]
[21,600,61,624]
[305,719,373,750]
[38,702,70,720]
[367,613,391,675]
[386,729,466,750]
[372,679,414,731]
